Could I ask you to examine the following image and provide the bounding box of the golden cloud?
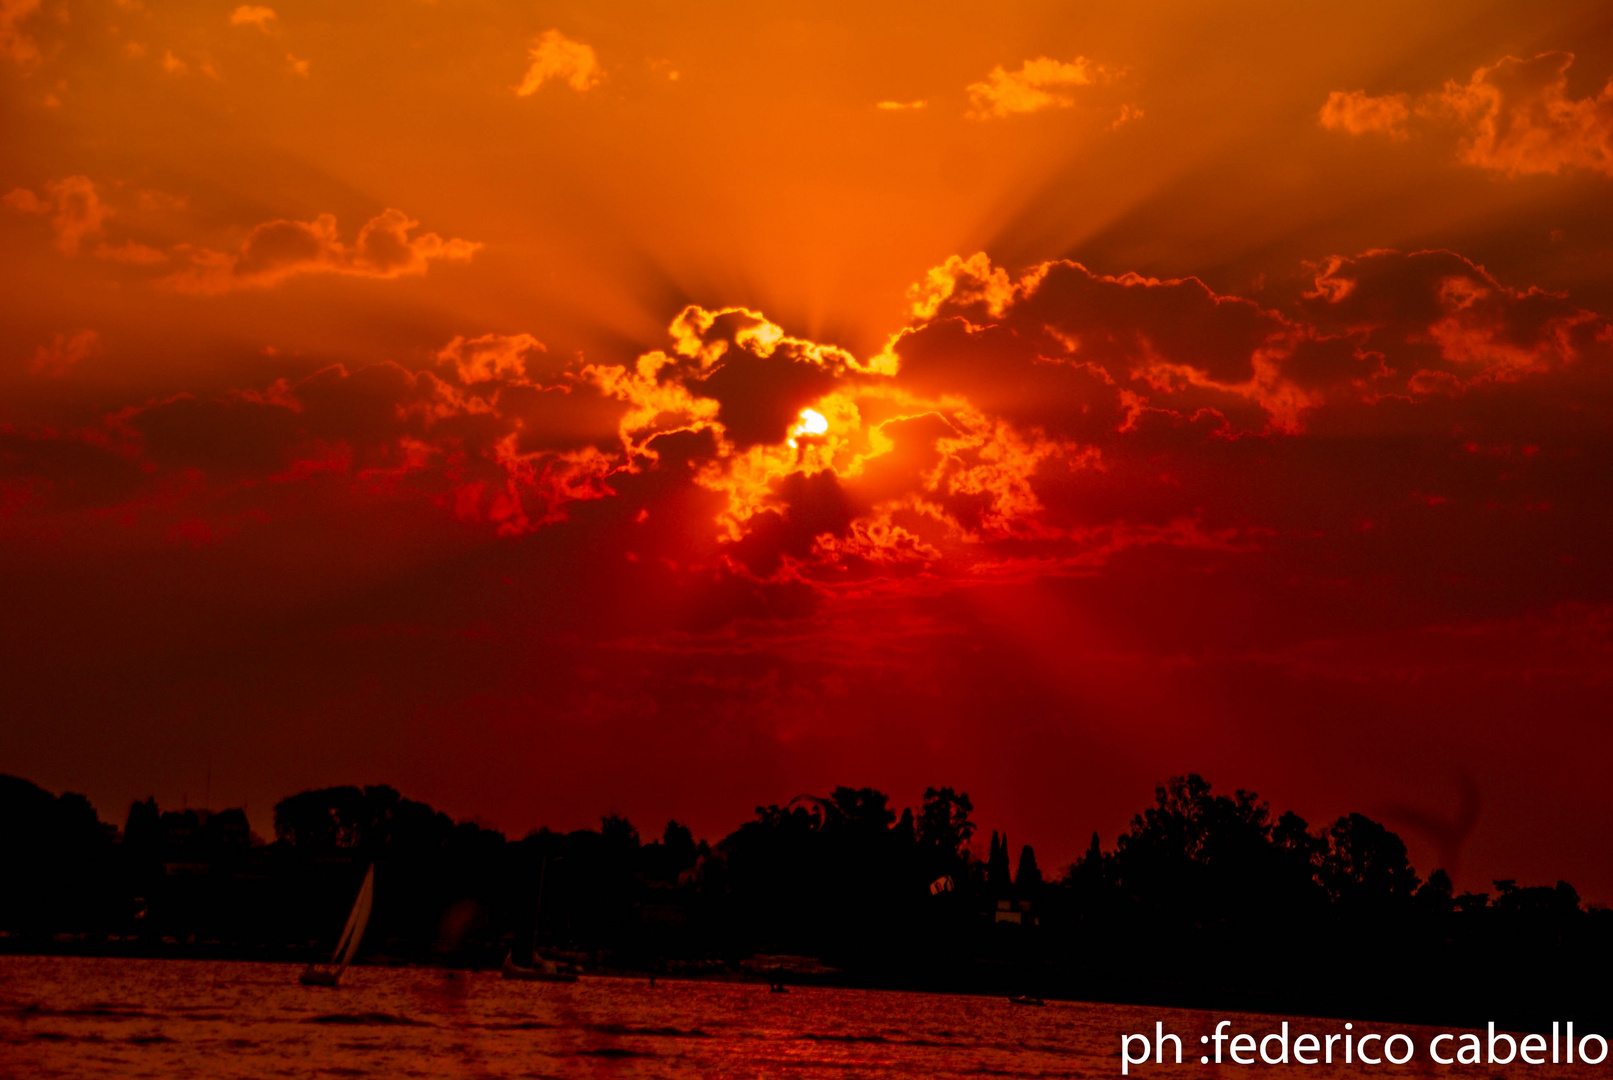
[229,5,276,31]
[966,57,1100,120]
[515,30,602,96]
[1112,103,1144,129]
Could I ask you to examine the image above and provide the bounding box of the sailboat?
[501,856,578,983]
[300,863,374,988]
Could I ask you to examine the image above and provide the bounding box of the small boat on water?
[1007,995,1045,1006]
[501,855,579,983]
[300,863,374,988]
[500,950,579,982]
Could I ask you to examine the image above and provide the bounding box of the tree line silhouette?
[0,771,1606,1028]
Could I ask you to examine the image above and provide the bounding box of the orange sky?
[5,0,1613,900]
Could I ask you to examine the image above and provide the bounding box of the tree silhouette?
[1320,812,1420,910]
[600,813,640,851]
[1015,845,1041,889]
[1,769,1606,1032]
[1416,868,1455,914]
[987,831,1011,889]
[917,786,974,870]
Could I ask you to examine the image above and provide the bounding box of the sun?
[787,407,829,448]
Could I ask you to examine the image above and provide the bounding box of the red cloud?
[4,249,1609,609]
[0,0,40,64]
[438,333,545,384]
[1298,249,1597,391]
[1433,52,1613,177]
[28,329,99,376]
[4,176,109,255]
[1318,90,1410,138]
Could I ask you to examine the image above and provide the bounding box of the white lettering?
[1260,1022,1289,1065]
[1155,1022,1181,1064]
[1121,1033,1150,1076]
[1489,1022,1517,1065]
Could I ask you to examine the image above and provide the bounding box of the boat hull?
[500,967,579,982]
[501,953,579,982]
[300,965,342,988]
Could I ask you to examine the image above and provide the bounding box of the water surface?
[0,956,1588,1078]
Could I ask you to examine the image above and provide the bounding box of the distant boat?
[1007,995,1045,1006]
[500,950,579,982]
[301,863,374,988]
[502,855,579,983]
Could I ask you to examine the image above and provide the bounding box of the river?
[0,955,1597,1078]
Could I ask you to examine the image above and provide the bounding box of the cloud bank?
[7,248,1605,600]
[1322,52,1613,177]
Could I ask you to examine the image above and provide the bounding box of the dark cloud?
[6,247,1610,597]
[128,393,303,476]
[0,427,143,510]
[166,209,481,293]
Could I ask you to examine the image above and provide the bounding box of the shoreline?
[0,944,1569,1035]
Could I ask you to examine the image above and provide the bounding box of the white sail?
[300,862,374,987]
[331,863,375,969]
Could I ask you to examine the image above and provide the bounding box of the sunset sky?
[5,0,1613,900]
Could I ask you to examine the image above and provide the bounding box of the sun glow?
[787,407,829,448]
